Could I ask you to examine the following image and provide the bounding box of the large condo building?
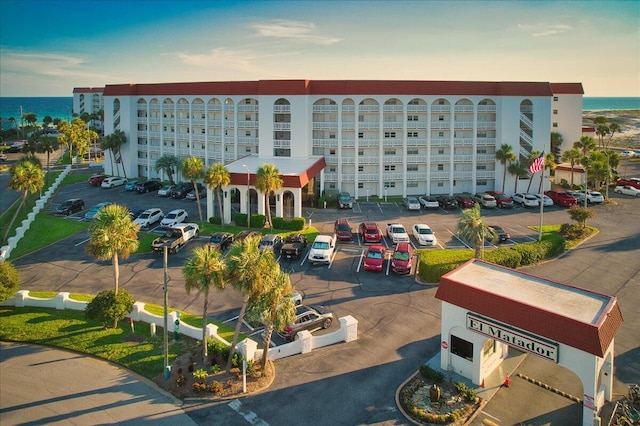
[75,79,583,221]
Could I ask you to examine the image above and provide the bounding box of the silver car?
[402,197,421,211]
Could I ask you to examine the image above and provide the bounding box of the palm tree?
[3,158,45,244]
[86,204,140,327]
[37,135,59,186]
[183,245,226,365]
[550,132,563,163]
[181,156,205,223]
[246,268,295,370]
[561,148,582,187]
[507,161,528,193]
[155,154,180,184]
[603,150,620,199]
[495,144,516,192]
[224,234,278,373]
[538,152,557,194]
[574,136,596,158]
[255,164,283,227]
[456,204,495,259]
[205,163,230,221]
[595,125,609,149]
[8,117,16,130]
[109,129,128,178]
[22,112,37,129]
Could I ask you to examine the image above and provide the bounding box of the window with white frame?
[358,166,364,172]
[330,149,336,155]
[384,149,396,155]
[358,182,364,189]
[553,96,558,101]
[245,130,251,136]
[358,149,364,155]
[439,115,444,121]
[438,164,444,171]
[407,182,418,188]
[437,182,444,187]
[358,115,364,122]
[553,110,558,115]
[384,181,396,188]
[384,165,396,171]
[553,122,558,128]
[438,148,444,154]
[439,131,444,137]
[358,132,364,138]
[329,183,336,189]
[407,149,418,155]
[329,166,336,172]
[477,179,487,185]
[408,132,418,138]
[477,165,486,170]
[384,132,396,138]
[408,115,418,121]
[407,165,418,171]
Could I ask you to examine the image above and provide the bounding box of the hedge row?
[417,234,566,283]
[271,217,306,231]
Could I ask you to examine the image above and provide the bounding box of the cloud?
[516,23,572,37]
[249,19,342,45]
[174,47,298,73]
[0,49,113,80]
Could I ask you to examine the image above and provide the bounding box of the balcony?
[359,105,379,113]
[407,104,428,113]
[431,105,451,113]
[342,122,355,131]
[342,139,354,147]
[477,121,496,130]
[358,138,380,147]
[342,156,355,164]
[238,105,258,113]
[477,137,496,146]
[238,121,259,129]
[454,121,473,130]
[358,122,379,130]
[476,154,496,162]
[273,105,290,114]
[430,154,450,163]
[453,171,473,179]
[406,155,427,163]
[383,121,403,130]
[312,138,338,147]
[407,172,427,180]
[313,105,339,113]
[477,105,496,113]
[274,140,290,148]
[383,105,403,113]
[324,156,338,165]
[383,138,403,146]
[430,171,450,180]
[383,172,403,181]
[430,138,451,147]
[476,170,496,179]
[359,173,379,182]
[453,155,473,162]
[207,104,222,112]
[313,122,338,130]
[358,156,379,164]
[431,122,451,130]
[406,138,427,146]
[341,105,355,113]
[454,138,474,146]
[238,136,258,145]
[323,172,338,181]
[407,121,428,129]
[454,105,474,112]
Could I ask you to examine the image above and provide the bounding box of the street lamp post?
[243,164,251,228]
[384,186,388,202]
[366,188,369,202]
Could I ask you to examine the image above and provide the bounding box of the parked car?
[152,223,199,254]
[101,176,128,188]
[363,245,386,272]
[277,304,333,342]
[186,184,206,200]
[359,222,382,244]
[337,192,353,209]
[621,150,636,158]
[234,230,261,242]
[386,223,410,244]
[391,242,413,275]
[160,209,188,227]
[614,185,640,197]
[207,232,234,251]
[307,234,336,265]
[472,193,497,208]
[545,190,578,207]
[280,234,308,259]
[133,208,164,229]
[157,185,175,197]
[170,182,192,199]
[455,194,475,209]
[616,178,640,190]
[402,197,421,211]
[419,195,440,210]
[512,192,539,208]
[566,190,587,204]
[486,191,514,209]
[533,193,554,207]
[488,225,510,243]
[334,218,353,241]
[135,180,162,194]
[124,180,138,191]
[84,202,113,220]
[56,198,85,216]
[259,234,284,253]
[412,223,437,246]
[127,208,145,220]
[437,195,458,210]
[88,174,108,186]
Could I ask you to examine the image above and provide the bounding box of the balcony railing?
[273,105,290,113]
[383,138,403,146]
[313,105,339,113]
[358,122,379,130]
[407,105,428,112]
[454,155,473,162]
[431,105,451,113]
[431,122,451,129]
[358,105,379,113]
[273,140,290,148]
[313,122,338,130]
[406,121,428,129]
[383,121,403,130]
[312,138,338,147]
[477,137,496,146]
[383,105,403,112]
[454,121,473,130]
[238,121,259,129]
[406,155,427,163]
[238,105,258,113]
[453,138,474,146]
[406,138,427,146]
[454,105,474,112]
[430,138,451,146]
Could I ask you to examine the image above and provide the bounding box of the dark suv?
[334,218,353,241]
[56,198,85,216]
[170,183,192,199]
[135,180,162,193]
[278,304,333,341]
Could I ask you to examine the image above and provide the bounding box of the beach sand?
[583,109,640,147]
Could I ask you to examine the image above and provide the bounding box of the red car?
[363,244,386,272]
[359,222,382,244]
[486,191,514,209]
[334,218,353,241]
[544,190,578,207]
[391,242,413,274]
[616,178,640,190]
[455,194,476,209]
[88,174,108,186]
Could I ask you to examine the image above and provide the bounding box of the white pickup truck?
[386,223,410,244]
[307,234,336,265]
[152,223,199,254]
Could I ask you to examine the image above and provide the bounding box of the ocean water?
[1,96,638,130]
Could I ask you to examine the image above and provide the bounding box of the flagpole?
[538,170,544,241]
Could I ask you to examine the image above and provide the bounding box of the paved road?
[5,160,640,425]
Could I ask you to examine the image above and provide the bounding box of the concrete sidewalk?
[0,341,197,426]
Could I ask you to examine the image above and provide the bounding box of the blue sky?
[1,0,638,97]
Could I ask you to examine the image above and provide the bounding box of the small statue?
[429,383,441,402]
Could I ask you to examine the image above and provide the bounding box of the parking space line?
[356,250,364,272]
[75,238,90,247]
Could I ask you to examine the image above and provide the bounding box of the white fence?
[1,165,72,261]
[2,290,358,362]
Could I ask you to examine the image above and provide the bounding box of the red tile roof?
[228,157,326,189]
[435,259,622,357]
[102,80,561,97]
[550,83,585,94]
[73,87,104,94]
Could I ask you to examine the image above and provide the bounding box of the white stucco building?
[74,79,583,222]
[73,87,104,133]
[435,259,623,426]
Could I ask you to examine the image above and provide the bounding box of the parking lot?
[9,160,640,425]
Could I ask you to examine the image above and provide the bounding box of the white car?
[614,185,640,197]
[512,193,539,208]
[157,185,175,197]
[386,223,410,244]
[403,197,421,211]
[620,150,636,158]
[533,193,554,207]
[134,208,164,229]
[412,224,437,246]
[160,209,188,227]
[566,190,587,204]
[307,234,336,265]
[419,195,440,210]
[583,191,604,204]
[101,176,128,188]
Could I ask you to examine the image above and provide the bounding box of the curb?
[516,373,582,403]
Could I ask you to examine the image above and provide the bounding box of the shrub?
[271,217,285,229]
[208,216,222,225]
[559,223,588,240]
[567,205,594,228]
[272,216,306,231]
[419,364,444,382]
[210,364,221,374]
[560,178,570,189]
[417,250,473,283]
[193,368,208,382]
[234,213,247,227]
[0,260,20,303]
[176,374,186,386]
[85,289,135,328]
[484,248,522,268]
[251,214,266,228]
[209,380,223,394]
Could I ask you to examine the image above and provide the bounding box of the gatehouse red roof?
[435,259,622,357]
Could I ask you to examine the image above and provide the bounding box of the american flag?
[529,151,545,174]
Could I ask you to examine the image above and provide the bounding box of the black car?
[170,183,192,199]
[208,232,234,251]
[56,198,85,216]
[234,230,261,242]
[135,180,162,193]
[437,195,458,210]
[488,225,510,243]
